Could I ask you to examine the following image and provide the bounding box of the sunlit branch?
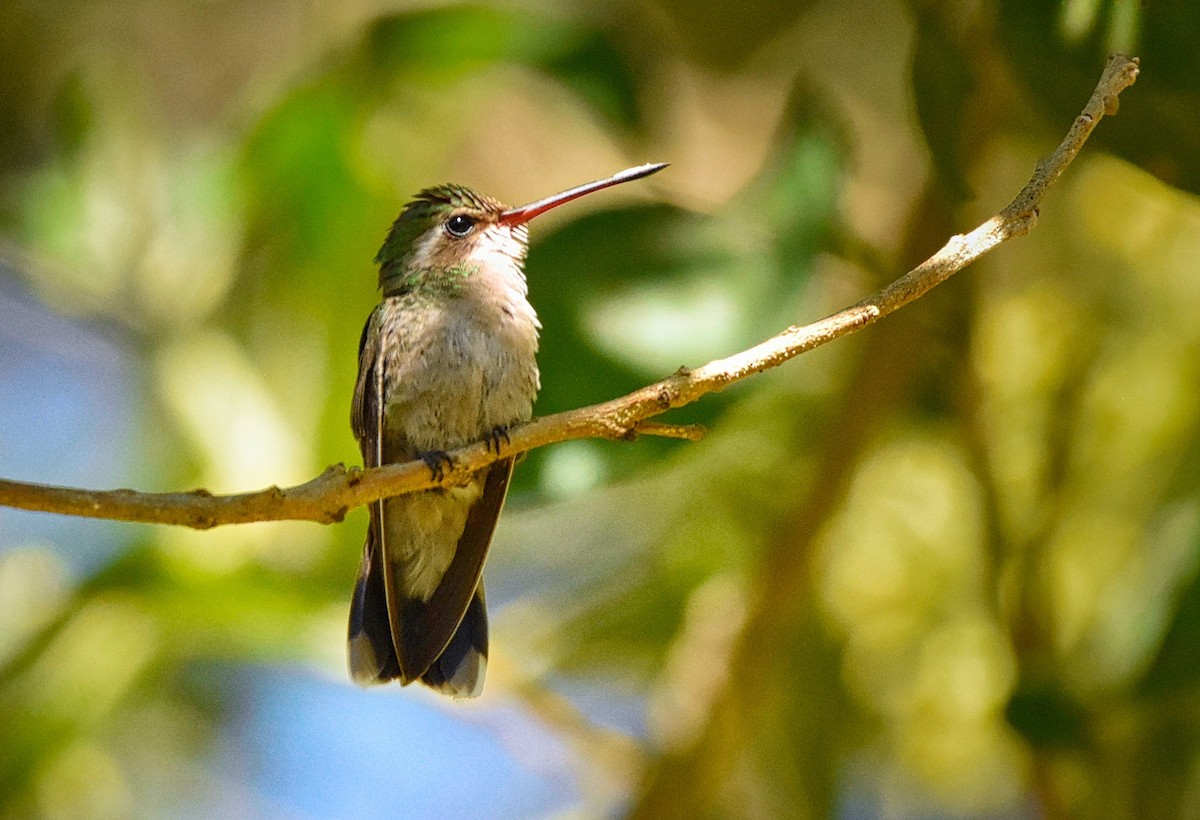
[0,54,1140,530]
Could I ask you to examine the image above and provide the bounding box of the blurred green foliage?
[1,0,1200,818]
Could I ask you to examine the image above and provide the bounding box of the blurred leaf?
[240,79,365,264]
[364,6,644,129]
[646,0,817,71]
[527,205,726,397]
[1136,548,1200,700]
[997,0,1200,194]
[745,616,851,818]
[1004,681,1091,750]
[365,5,538,72]
[0,4,65,172]
[48,71,95,162]
[540,28,642,130]
[1128,716,1200,819]
[911,7,976,203]
[554,577,691,679]
[745,82,846,293]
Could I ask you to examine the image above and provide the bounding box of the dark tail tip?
[348,555,404,685]
[420,587,488,699]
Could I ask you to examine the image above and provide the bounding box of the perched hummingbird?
[348,163,668,698]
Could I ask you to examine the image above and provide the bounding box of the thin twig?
[0,55,1140,530]
[626,421,707,441]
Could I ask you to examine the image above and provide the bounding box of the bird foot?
[484,425,511,455]
[418,450,455,481]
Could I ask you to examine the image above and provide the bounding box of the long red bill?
[498,163,668,226]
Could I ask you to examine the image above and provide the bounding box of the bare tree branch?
[0,54,1140,530]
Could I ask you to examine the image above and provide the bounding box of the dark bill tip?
[499,162,669,225]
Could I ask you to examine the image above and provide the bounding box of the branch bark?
[0,54,1140,530]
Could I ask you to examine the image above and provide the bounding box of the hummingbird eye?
[445,214,475,238]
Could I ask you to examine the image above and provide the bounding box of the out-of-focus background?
[1,1,1198,818]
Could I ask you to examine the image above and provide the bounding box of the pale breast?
[379,293,539,453]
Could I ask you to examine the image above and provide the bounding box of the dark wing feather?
[350,308,379,445]
[347,512,403,682]
[392,457,513,683]
[348,307,404,682]
[420,584,488,698]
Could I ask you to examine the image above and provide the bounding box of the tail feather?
[347,458,512,697]
[347,513,402,684]
[419,585,488,698]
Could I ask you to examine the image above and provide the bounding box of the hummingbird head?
[375,163,668,296]
[375,185,512,296]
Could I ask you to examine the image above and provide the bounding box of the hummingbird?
[348,162,668,698]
